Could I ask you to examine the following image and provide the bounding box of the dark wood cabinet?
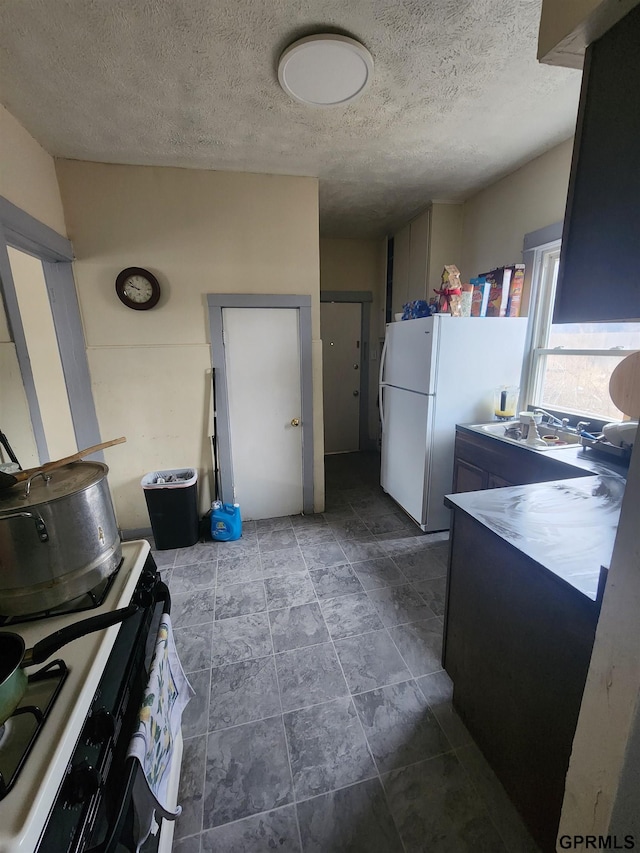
[452,427,591,494]
[443,510,599,852]
[451,457,487,493]
[486,473,513,489]
[554,3,640,323]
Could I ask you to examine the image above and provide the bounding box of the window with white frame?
[520,232,640,425]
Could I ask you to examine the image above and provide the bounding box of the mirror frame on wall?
[0,195,102,463]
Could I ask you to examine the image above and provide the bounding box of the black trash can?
[141,469,199,550]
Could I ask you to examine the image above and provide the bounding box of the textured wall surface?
[1,0,581,236]
[0,105,68,235]
[460,137,573,278]
[55,161,323,527]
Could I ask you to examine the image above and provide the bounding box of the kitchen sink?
[474,421,583,450]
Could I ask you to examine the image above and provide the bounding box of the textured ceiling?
[0,0,582,237]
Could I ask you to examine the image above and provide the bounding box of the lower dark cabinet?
[452,457,487,493]
[443,511,599,852]
[486,473,513,489]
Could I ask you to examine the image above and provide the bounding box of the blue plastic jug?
[211,502,242,541]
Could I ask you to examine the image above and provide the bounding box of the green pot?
[0,633,27,725]
[0,604,139,726]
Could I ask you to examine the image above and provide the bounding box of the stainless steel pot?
[0,461,121,616]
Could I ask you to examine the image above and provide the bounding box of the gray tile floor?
[151,452,539,853]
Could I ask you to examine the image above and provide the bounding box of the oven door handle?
[85,759,138,853]
[156,579,171,614]
[86,575,172,852]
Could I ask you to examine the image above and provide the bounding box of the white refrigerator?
[379,314,527,531]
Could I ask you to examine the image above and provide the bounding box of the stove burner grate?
[0,660,68,800]
[0,559,124,627]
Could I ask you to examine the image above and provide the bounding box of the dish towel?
[126,613,195,851]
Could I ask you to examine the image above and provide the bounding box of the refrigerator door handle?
[378,337,389,431]
[379,336,388,388]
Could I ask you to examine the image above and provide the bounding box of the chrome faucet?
[533,410,591,434]
[533,409,565,429]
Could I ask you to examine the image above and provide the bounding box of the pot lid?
[0,461,109,510]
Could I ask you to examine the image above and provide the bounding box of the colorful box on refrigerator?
[506,264,525,317]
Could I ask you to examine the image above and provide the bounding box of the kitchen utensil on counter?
[525,428,548,449]
[0,436,126,492]
[580,431,602,441]
[0,604,138,726]
[519,411,542,440]
[541,434,561,444]
[0,461,123,616]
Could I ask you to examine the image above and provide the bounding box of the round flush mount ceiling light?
[278,34,374,107]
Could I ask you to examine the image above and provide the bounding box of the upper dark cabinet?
[554,4,640,323]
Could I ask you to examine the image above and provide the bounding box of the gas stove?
[0,540,180,853]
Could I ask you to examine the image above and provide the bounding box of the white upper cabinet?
[390,203,463,317]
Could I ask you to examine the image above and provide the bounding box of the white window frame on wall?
[519,242,561,409]
[519,222,639,424]
[0,195,103,462]
[519,223,563,411]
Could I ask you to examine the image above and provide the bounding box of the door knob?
[291,418,300,427]
[353,390,359,397]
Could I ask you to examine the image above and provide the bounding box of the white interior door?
[223,307,303,520]
[321,302,361,453]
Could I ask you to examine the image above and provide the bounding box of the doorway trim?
[0,195,103,462]
[320,290,373,452]
[207,294,314,515]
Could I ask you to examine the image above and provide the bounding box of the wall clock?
[115,267,161,310]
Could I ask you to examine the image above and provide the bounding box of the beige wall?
[388,141,572,318]
[0,105,67,235]
[460,138,574,290]
[427,203,464,297]
[8,247,76,460]
[319,237,386,445]
[0,106,66,469]
[0,285,39,467]
[56,160,322,528]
